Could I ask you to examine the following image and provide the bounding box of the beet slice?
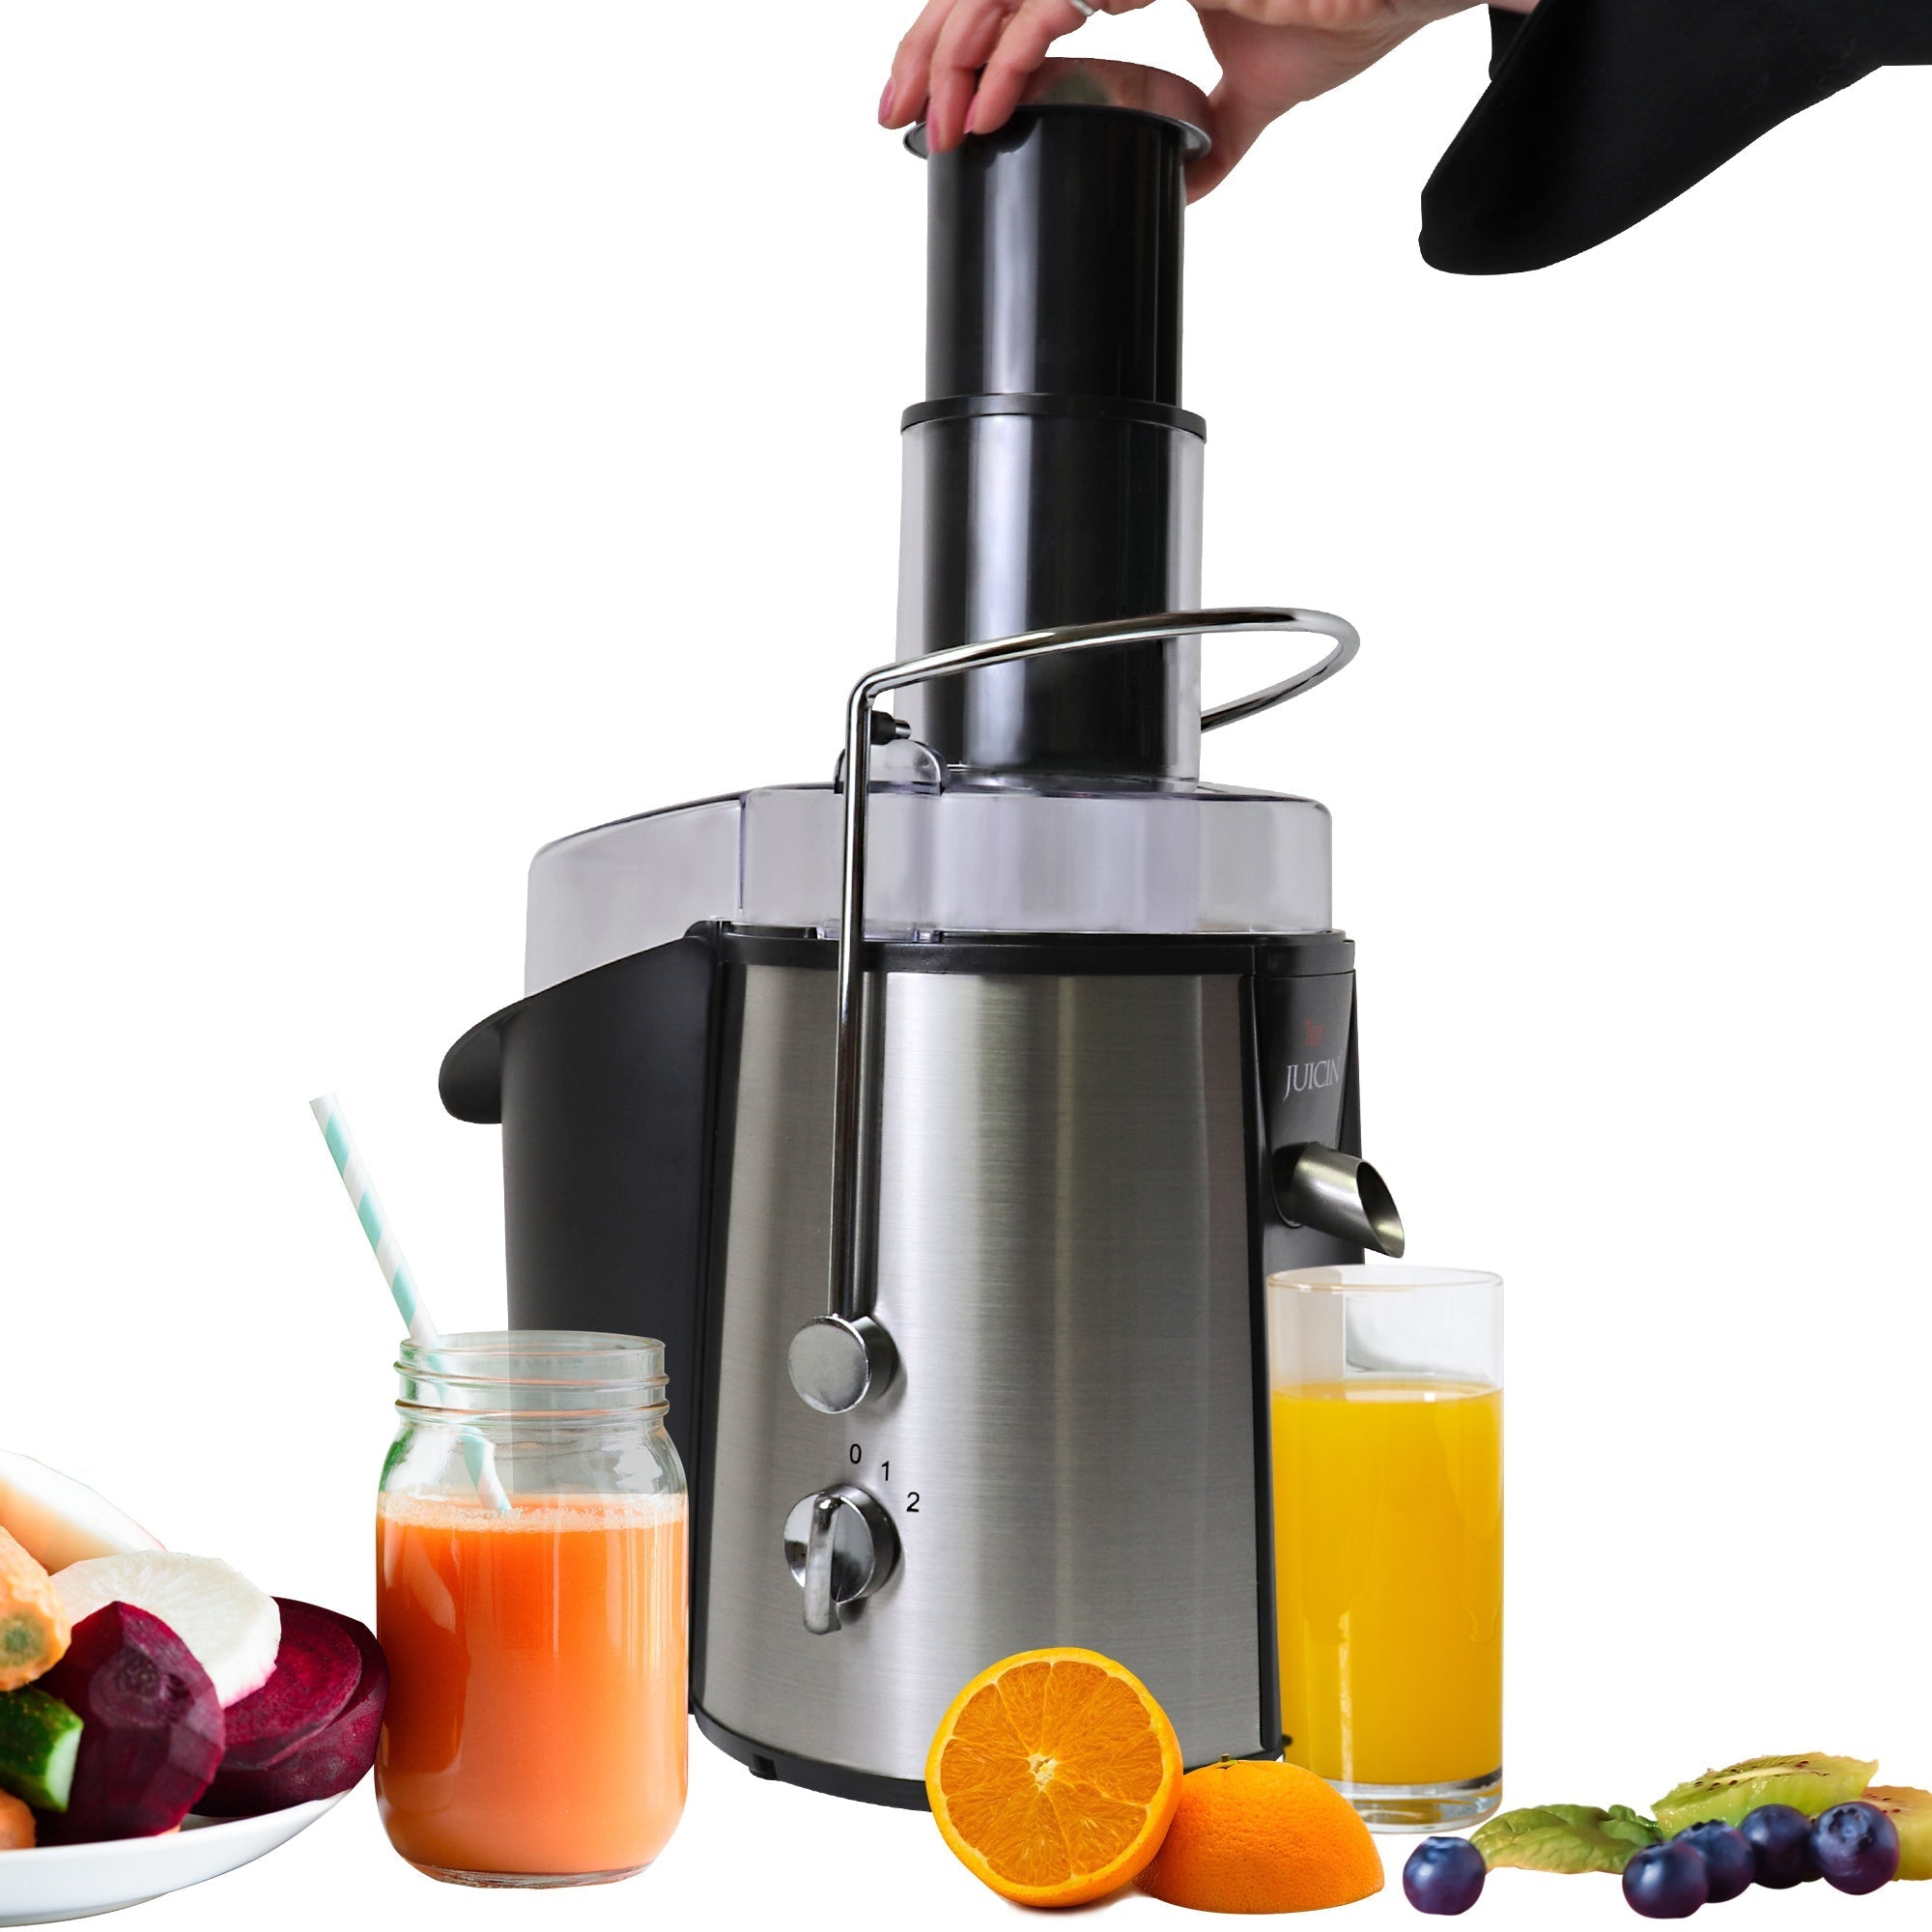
[198,1605,387,1816]
[217,1599,362,1773]
[37,1602,224,1842]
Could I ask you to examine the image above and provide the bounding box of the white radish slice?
[54,1552,280,1706]
[0,1449,163,1572]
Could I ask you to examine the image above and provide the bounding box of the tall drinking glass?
[1266,1266,1502,1832]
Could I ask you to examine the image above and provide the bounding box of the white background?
[2,3,1927,1926]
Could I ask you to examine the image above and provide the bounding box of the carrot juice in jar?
[375,1332,686,1887]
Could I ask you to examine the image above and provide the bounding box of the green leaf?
[1471,1804,1664,1875]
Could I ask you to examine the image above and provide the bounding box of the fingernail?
[964,92,980,134]
[878,79,895,124]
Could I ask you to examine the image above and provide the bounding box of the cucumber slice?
[0,1685,83,1812]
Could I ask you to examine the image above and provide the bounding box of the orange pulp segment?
[924,1647,1183,1907]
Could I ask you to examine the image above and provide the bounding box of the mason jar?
[375,1330,686,1887]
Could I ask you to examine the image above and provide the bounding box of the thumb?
[1186,81,1288,200]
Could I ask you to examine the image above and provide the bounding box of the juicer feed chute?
[440,59,1407,1806]
[898,67,1207,783]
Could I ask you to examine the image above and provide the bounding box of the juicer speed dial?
[782,1485,899,1635]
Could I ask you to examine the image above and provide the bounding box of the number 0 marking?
[848,1442,862,1464]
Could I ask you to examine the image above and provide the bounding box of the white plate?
[0,1796,343,1925]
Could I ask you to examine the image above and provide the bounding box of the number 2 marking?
[905,1492,921,1513]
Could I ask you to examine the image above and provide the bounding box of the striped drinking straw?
[308,1093,512,1514]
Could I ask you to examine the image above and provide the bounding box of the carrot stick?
[0,1527,70,1692]
[0,1788,33,1850]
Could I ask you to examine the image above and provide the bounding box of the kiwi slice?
[1654,1754,1878,1833]
[1864,1787,1932,1882]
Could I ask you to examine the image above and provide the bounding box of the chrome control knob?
[788,1314,895,1413]
[783,1485,898,1635]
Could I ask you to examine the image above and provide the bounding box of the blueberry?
[1623,1841,1710,1918]
[1403,1836,1487,1915]
[1674,1823,1755,1904]
[1810,1803,1900,1895]
[1741,1804,1815,1889]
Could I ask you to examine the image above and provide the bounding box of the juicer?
[440,60,1406,1808]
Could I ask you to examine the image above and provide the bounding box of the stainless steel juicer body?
[707,947,1263,1778]
[439,63,1406,1806]
[693,927,1366,1795]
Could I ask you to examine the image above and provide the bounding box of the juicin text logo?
[1285,1056,1344,1098]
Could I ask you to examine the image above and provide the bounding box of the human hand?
[880,0,1537,197]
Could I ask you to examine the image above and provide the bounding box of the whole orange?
[1134,1757,1384,1914]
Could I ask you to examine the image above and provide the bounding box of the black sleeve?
[1418,0,1932,275]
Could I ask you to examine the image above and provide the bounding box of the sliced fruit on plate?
[924,1646,1183,1908]
[200,1605,388,1816]
[36,1604,225,1843]
[1864,1786,1932,1881]
[0,1527,71,1692]
[54,1552,278,1707]
[0,1452,161,1573]
[213,1600,361,1774]
[1654,1752,1878,1833]
[0,1686,84,1811]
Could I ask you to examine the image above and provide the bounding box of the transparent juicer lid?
[522,603,1363,999]
[523,778,1335,996]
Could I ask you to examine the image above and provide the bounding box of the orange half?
[925,1647,1184,1907]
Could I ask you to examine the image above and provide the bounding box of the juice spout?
[1271,1145,1406,1258]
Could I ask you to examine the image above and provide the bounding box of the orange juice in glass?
[375,1332,687,1886]
[1266,1268,1502,1832]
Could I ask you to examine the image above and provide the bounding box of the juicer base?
[695,1707,929,1810]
